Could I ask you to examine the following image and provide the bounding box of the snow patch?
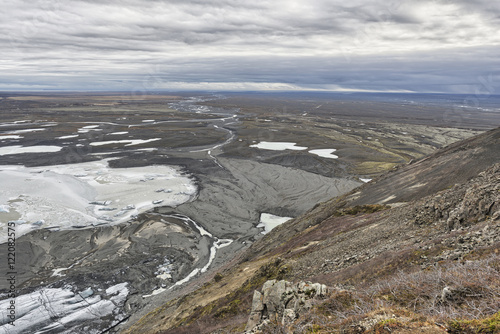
[250,142,307,151]
[0,135,22,139]
[257,213,292,234]
[0,145,62,156]
[309,149,338,159]
[8,128,46,134]
[57,134,79,139]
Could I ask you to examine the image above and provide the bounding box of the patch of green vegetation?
[213,272,223,282]
[333,204,390,217]
[373,318,404,333]
[448,311,500,333]
[306,324,323,333]
[304,289,316,297]
[213,299,242,318]
[355,161,399,175]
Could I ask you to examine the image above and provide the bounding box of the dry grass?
[246,255,499,333]
[367,254,500,321]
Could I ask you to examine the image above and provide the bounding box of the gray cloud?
[0,0,499,92]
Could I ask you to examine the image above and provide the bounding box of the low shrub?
[366,254,499,322]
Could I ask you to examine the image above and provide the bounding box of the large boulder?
[245,280,328,333]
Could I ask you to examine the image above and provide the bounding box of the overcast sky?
[1,0,500,93]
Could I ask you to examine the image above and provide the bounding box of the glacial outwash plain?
[0,92,499,333]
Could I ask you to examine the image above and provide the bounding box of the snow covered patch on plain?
[309,149,338,159]
[0,283,129,333]
[110,131,129,135]
[89,138,161,146]
[0,120,29,127]
[0,135,22,139]
[360,178,372,183]
[142,119,155,122]
[41,122,58,127]
[0,159,197,242]
[250,142,307,151]
[78,126,102,134]
[8,128,46,134]
[257,213,292,234]
[57,134,79,139]
[0,145,62,156]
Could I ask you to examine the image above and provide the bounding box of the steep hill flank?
[123,128,500,334]
[347,126,500,206]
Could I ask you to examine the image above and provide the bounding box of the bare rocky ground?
[0,93,498,333]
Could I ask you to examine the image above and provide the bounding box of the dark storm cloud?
[0,0,499,92]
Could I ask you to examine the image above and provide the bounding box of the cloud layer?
[1,0,500,92]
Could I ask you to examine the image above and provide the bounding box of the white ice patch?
[109,131,129,135]
[0,283,129,333]
[360,178,372,183]
[0,159,197,242]
[0,120,29,127]
[81,125,100,129]
[8,128,46,134]
[250,142,307,151]
[309,149,338,159]
[52,267,71,277]
[0,135,22,139]
[142,120,155,122]
[0,145,62,156]
[257,213,292,234]
[89,138,161,146]
[57,135,79,139]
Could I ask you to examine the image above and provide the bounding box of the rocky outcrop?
[245,280,328,333]
[410,163,500,231]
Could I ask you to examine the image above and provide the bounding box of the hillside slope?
[123,127,500,334]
